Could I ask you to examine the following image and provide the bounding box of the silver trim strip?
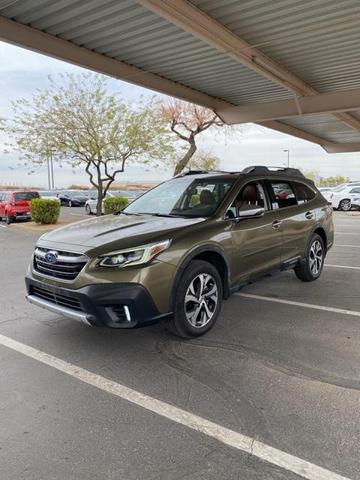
[26,295,92,326]
[34,248,88,263]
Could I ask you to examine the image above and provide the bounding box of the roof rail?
[176,170,209,177]
[242,166,304,178]
[176,169,240,177]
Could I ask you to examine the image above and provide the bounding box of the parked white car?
[39,191,61,203]
[85,192,116,215]
[318,187,334,202]
[331,185,360,211]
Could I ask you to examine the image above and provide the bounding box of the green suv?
[26,166,334,338]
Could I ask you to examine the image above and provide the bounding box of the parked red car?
[0,191,40,224]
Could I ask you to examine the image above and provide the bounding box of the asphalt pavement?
[0,212,359,480]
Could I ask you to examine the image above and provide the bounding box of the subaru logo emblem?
[44,251,59,264]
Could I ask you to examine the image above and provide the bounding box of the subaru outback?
[25,166,334,338]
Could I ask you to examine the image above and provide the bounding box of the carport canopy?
[1,0,360,153]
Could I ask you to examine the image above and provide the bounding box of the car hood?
[38,213,204,252]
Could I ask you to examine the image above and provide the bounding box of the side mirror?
[236,207,265,219]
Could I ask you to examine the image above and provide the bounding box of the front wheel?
[339,199,351,211]
[85,204,91,215]
[5,214,13,225]
[295,234,325,282]
[167,260,223,338]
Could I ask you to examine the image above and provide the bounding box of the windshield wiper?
[115,210,141,216]
[137,212,182,218]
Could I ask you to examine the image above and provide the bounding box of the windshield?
[124,177,235,218]
[14,192,39,201]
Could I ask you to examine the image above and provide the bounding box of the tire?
[339,199,351,211]
[295,234,325,282]
[85,204,91,215]
[167,260,223,338]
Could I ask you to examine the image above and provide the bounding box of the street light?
[283,149,290,168]
[46,148,55,190]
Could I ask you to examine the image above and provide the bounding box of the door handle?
[305,211,314,220]
[272,220,282,229]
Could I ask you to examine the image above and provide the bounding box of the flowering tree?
[5,73,173,215]
[160,99,226,176]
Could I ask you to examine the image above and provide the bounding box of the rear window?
[291,182,316,203]
[14,192,40,201]
[269,182,297,209]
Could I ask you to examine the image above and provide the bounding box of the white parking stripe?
[0,333,351,480]
[335,232,359,235]
[326,264,360,271]
[0,224,7,228]
[333,244,360,248]
[236,293,360,318]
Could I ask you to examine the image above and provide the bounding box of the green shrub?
[103,196,128,215]
[30,198,60,224]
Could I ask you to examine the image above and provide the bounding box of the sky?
[0,41,359,188]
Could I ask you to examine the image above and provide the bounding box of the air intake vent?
[32,285,83,312]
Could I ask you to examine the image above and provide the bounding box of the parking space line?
[236,293,360,318]
[335,233,359,235]
[326,264,360,271]
[333,244,360,248]
[0,224,7,228]
[0,333,351,480]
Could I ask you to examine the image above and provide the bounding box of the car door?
[229,180,282,284]
[267,180,317,263]
[349,187,360,201]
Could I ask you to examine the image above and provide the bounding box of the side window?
[226,182,268,218]
[350,188,360,194]
[269,182,297,209]
[292,182,316,204]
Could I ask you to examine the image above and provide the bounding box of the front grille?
[33,247,88,281]
[32,285,83,312]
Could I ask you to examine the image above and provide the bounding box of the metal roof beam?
[137,0,315,96]
[138,0,360,133]
[0,14,358,154]
[0,15,228,111]
[218,88,360,124]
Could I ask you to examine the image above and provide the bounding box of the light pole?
[50,149,55,189]
[283,149,290,168]
[46,157,51,189]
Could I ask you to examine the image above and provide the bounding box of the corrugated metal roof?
[192,0,360,92]
[0,0,291,105]
[1,0,360,150]
[284,115,360,143]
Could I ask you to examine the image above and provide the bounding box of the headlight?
[98,240,171,268]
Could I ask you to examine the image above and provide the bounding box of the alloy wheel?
[340,200,351,211]
[309,240,323,276]
[184,273,218,328]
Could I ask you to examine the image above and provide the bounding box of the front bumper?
[25,276,172,328]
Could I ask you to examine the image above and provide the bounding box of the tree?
[5,73,173,215]
[319,175,350,187]
[188,150,220,171]
[160,99,226,176]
